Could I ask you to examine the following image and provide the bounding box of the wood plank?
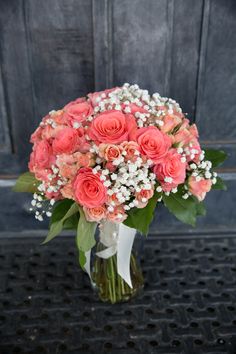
[0,0,35,163]
[195,0,236,143]
[169,0,203,121]
[112,0,173,95]
[92,0,113,90]
[25,0,94,120]
[0,65,11,153]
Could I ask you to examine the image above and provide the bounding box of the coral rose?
[29,140,54,170]
[98,144,123,161]
[83,205,106,222]
[153,149,186,192]
[89,110,137,144]
[52,127,79,154]
[121,141,140,162]
[135,188,154,208]
[63,98,93,124]
[136,126,171,163]
[189,176,212,201]
[73,168,107,208]
[107,206,127,223]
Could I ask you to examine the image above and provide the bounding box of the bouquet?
[14,83,226,303]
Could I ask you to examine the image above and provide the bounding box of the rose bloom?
[61,182,74,199]
[121,141,140,162]
[189,176,212,201]
[89,110,137,144]
[107,206,127,223]
[135,188,154,208]
[88,87,119,107]
[29,140,54,170]
[63,98,93,124]
[52,127,79,154]
[83,205,106,222]
[161,113,182,134]
[73,151,95,168]
[30,126,43,144]
[98,143,123,161]
[136,126,171,163]
[153,149,186,192]
[73,168,107,208]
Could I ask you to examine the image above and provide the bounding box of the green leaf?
[212,176,227,191]
[78,250,86,269]
[163,192,197,226]
[50,199,75,225]
[12,172,39,193]
[43,202,79,244]
[204,149,227,168]
[195,201,206,216]
[76,207,97,252]
[50,199,80,230]
[123,192,159,235]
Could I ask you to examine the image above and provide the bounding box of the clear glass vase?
[91,223,144,304]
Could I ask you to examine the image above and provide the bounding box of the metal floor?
[0,232,236,354]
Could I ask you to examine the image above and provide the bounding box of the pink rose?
[76,127,91,153]
[73,168,107,208]
[88,88,119,107]
[136,126,171,163]
[83,205,106,222]
[153,149,186,192]
[135,188,154,208]
[61,183,74,199]
[52,127,79,154]
[30,126,43,144]
[64,98,93,124]
[73,151,95,168]
[29,140,54,170]
[189,176,212,201]
[98,143,123,161]
[107,206,127,223]
[121,141,140,162]
[121,103,148,114]
[161,113,182,133]
[89,110,137,144]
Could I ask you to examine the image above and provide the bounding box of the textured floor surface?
[0,232,236,354]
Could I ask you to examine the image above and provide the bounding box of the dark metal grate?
[1,232,236,354]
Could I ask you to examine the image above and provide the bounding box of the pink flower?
[153,149,186,191]
[52,127,79,154]
[73,168,107,208]
[121,103,148,114]
[61,182,74,199]
[98,143,123,161]
[89,110,137,144]
[56,155,77,179]
[29,140,54,170]
[73,151,95,168]
[121,141,140,162]
[161,113,182,133]
[107,206,127,223]
[88,88,119,107]
[83,205,106,222]
[189,176,212,201]
[64,98,93,124]
[135,188,154,208]
[136,126,171,163]
[30,126,43,144]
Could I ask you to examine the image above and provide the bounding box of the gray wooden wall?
[0,0,235,233]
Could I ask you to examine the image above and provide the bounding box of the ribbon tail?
[96,245,117,259]
[117,223,136,288]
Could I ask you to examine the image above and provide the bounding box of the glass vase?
[91,223,144,304]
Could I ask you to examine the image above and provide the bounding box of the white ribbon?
[96,221,136,288]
